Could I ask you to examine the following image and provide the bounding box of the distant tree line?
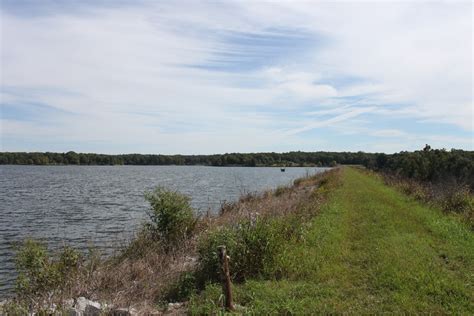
[1,146,473,188]
[0,151,371,167]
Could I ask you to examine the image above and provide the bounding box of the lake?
[0,165,328,297]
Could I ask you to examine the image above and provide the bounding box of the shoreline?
[1,169,337,314]
[2,167,473,314]
[0,167,329,302]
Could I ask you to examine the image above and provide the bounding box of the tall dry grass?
[381,172,473,229]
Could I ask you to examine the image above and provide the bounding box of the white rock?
[75,297,101,316]
[75,297,88,312]
[168,302,183,309]
[64,298,75,308]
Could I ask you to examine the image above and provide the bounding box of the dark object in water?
[281,168,286,172]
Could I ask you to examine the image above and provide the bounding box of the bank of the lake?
[2,167,473,314]
[0,165,327,298]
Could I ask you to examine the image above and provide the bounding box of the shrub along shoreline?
[2,168,340,314]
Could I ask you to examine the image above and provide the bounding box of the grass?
[190,167,474,314]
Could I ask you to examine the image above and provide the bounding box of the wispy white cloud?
[0,1,472,153]
[284,107,377,136]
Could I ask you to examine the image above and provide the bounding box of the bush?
[197,218,284,285]
[144,187,196,248]
[15,240,80,301]
[439,185,473,214]
[15,240,60,299]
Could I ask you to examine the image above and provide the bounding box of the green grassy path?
[191,168,474,314]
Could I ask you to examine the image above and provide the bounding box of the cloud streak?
[0,1,472,153]
[284,107,377,136]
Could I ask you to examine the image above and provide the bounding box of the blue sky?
[0,0,472,154]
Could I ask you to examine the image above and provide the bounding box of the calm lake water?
[0,165,328,297]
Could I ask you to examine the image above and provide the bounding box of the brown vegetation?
[380,172,474,229]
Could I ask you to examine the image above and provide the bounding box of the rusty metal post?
[218,245,234,311]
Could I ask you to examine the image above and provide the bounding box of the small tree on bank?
[144,187,196,249]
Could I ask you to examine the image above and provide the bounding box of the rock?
[85,303,102,316]
[66,307,81,316]
[64,298,75,308]
[113,307,138,316]
[75,297,101,316]
[75,297,87,312]
[168,302,183,309]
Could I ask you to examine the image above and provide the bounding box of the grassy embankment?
[190,167,474,314]
[5,167,473,314]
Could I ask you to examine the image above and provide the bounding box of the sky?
[0,0,472,154]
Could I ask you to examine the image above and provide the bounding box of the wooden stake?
[218,245,234,311]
